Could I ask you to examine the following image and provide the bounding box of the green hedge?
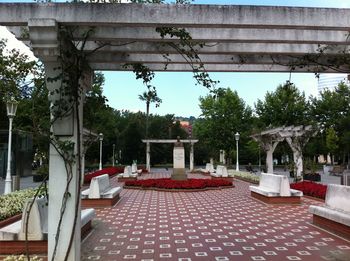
[232,171,260,183]
[0,188,45,222]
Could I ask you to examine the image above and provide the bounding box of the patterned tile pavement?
[81,172,350,261]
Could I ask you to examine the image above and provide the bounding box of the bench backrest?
[131,163,137,173]
[123,166,132,176]
[216,165,228,177]
[18,196,48,240]
[325,184,350,213]
[205,163,211,171]
[89,174,110,199]
[260,173,291,196]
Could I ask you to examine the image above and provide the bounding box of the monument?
[172,136,187,180]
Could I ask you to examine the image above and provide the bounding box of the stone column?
[46,62,82,261]
[190,143,194,171]
[263,141,280,174]
[146,142,150,172]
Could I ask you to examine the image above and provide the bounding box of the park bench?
[249,173,303,204]
[329,165,345,176]
[200,163,215,175]
[131,163,142,175]
[309,184,350,240]
[117,166,138,180]
[211,165,228,177]
[82,174,122,207]
[0,196,95,254]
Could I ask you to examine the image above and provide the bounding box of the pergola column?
[29,18,92,260]
[264,141,280,174]
[146,142,150,172]
[190,143,194,171]
[45,61,82,261]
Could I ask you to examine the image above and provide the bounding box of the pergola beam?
[9,26,350,45]
[1,3,350,30]
[89,63,344,72]
[78,41,346,55]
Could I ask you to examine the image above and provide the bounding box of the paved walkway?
[81,172,350,261]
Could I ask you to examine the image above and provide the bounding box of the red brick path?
[81,173,350,261]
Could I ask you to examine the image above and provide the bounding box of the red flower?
[84,167,124,183]
[290,181,327,199]
[125,178,233,190]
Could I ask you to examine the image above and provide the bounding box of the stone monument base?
[172,168,187,180]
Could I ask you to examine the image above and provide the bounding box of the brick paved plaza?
[81,172,350,261]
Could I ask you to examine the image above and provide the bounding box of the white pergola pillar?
[190,143,194,171]
[264,141,280,174]
[286,137,304,178]
[146,142,150,172]
[46,62,82,261]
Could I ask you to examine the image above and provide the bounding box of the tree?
[311,82,350,164]
[196,88,253,163]
[138,87,162,138]
[0,38,37,128]
[326,127,339,165]
[255,81,310,128]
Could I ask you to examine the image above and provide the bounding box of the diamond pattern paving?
[81,172,350,261]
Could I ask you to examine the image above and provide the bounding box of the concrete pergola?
[142,139,198,172]
[0,3,348,260]
[252,125,315,177]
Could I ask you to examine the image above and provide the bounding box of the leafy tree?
[326,127,339,165]
[138,87,162,138]
[255,81,310,128]
[0,38,37,128]
[196,88,253,163]
[310,82,350,164]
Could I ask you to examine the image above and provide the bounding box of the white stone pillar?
[146,142,150,172]
[265,141,280,174]
[46,62,82,261]
[190,143,194,171]
[223,150,226,165]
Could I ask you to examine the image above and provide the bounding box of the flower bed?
[0,188,45,222]
[84,167,124,183]
[84,166,149,183]
[125,178,233,190]
[233,171,260,184]
[290,181,327,200]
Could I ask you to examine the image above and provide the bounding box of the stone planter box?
[0,214,22,229]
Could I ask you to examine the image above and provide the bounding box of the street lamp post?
[4,97,18,194]
[98,133,103,170]
[235,132,240,171]
[112,144,115,167]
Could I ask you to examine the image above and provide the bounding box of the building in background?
[318,73,349,95]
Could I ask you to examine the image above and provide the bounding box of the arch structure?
[251,125,316,177]
[142,139,198,172]
[0,3,347,260]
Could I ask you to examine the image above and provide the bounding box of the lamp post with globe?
[235,132,240,171]
[4,97,18,194]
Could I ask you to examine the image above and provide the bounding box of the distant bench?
[82,174,122,207]
[250,173,303,204]
[0,196,95,254]
[309,184,350,240]
[117,166,138,181]
[210,165,228,177]
[329,165,345,176]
